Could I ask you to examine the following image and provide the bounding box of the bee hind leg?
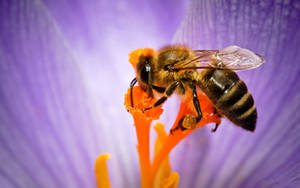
[191,84,202,122]
[182,84,202,129]
[170,117,186,135]
[170,84,202,134]
[211,108,222,132]
[211,123,220,132]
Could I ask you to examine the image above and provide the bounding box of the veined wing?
[172,46,265,71]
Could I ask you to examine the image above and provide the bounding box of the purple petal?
[2,0,299,187]
[172,0,300,187]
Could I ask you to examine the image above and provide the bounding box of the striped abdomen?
[198,69,257,131]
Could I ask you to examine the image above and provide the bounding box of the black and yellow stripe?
[198,69,257,131]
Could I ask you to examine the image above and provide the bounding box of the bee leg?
[170,117,186,135]
[142,81,183,112]
[181,84,202,129]
[211,108,221,132]
[191,84,202,122]
[211,123,220,132]
[170,84,202,133]
[130,77,137,108]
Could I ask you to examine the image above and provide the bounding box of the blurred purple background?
[0,0,299,187]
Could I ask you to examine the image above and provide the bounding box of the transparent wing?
[172,46,265,71]
[172,50,217,70]
[211,45,266,70]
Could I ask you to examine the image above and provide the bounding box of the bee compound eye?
[137,56,152,84]
[140,64,151,84]
[140,66,148,83]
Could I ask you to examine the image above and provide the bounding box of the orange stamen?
[162,172,180,188]
[153,123,173,188]
[124,86,163,188]
[151,91,221,180]
[121,48,221,188]
[95,153,111,188]
[95,48,222,188]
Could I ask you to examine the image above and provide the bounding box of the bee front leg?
[130,77,137,108]
[142,81,183,112]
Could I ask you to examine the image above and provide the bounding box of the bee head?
[128,48,155,104]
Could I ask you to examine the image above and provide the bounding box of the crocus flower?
[0,1,299,188]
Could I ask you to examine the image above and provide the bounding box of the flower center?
[94,48,221,188]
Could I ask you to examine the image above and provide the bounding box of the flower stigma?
[95,48,221,188]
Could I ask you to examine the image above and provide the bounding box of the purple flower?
[0,0,299,187]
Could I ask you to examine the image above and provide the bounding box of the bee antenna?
[130,77,137,107]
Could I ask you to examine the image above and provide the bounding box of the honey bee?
[129,45,265,132]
